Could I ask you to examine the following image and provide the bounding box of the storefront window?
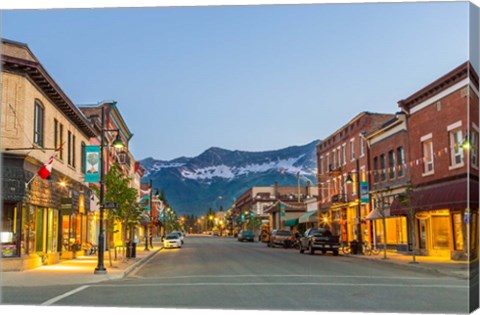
[22,205,36,254]
[452,213,464,251]
[46,209,58,253]
[431,216,450,249]
[1,203,18,257]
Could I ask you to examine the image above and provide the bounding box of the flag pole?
[25,174,37,189]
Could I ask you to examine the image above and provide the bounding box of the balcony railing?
[331,194,347,203]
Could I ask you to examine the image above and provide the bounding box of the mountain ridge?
[140,140,320,215]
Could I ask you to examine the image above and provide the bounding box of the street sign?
[102,202,119,209]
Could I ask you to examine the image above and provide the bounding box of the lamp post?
[346,159,363,254]
[95,105,125,275]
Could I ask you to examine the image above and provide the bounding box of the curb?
[344,254,469,280]
[122,246,163,277]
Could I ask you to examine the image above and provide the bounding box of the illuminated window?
[397,147,405,177]
[388,150,396,179]
[449,129,464,167]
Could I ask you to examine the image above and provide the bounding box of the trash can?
[126,241,136,258]
[350,240,358,255]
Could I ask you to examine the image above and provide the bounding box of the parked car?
[238,230,255,242]
[171,231,184,244]
[299,228,340,255]
[163,233,182,249]
[268,229,292,247]
[213,231,220,237]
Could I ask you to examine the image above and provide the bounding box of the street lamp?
[94,105,125,275]
[346,159,363,254]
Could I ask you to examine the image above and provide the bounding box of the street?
[1,235,470,313]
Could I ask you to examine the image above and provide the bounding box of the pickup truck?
[299,228,340,256]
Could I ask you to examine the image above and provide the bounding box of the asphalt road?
[1,235,470,313]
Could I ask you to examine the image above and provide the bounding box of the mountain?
[140,140,320,216]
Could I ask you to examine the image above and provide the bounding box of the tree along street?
[2,236,469,313]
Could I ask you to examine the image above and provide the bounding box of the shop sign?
[280,204,286,217]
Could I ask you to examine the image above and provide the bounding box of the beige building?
[1,39,97,270]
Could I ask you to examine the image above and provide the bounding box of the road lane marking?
[135,274,458,281]
[95,282,468,289]
[41,285,90,306]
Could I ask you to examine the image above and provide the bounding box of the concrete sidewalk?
[1,241,163,287]
[343,249,475,280]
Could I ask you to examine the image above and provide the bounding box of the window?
[81,142,86,174]
[326,153,331,172]
[449,129,464,167]
[388,150,396,179]
[33,100,44,147]
[397,147,405,177]
[54,119,59,149]
[360,137,365,157]
[332,150,336,169]
[67,131,72,166]
[380,154,386,181]
[59,123,64,160]
[72,135,76,168]
[350,139,355,160]
[422,137,434,174]
[373,157,379,183]
[471,131,479,168]
[320,156,324,175]
[342,144,347,165]
[337,147,341,167]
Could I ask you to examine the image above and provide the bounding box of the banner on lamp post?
[85,145,101,183]
[360,181,370,203]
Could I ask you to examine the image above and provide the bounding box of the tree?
[104,163,142,251]
[399,184,420,264]
[373,187,392,260]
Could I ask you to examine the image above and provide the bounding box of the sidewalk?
[1,240,163,287]
[344,250,475,280]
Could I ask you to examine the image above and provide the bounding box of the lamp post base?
[94,267,108,275]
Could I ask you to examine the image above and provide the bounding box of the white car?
[172,231,185,244]
[163,233,182,249]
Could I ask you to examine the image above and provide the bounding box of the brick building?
[364,112,410,252]
[393,61,479,260]
[1,39,97,270]
[316,111,394,244]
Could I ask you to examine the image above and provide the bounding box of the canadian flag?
[37,154,55,180]
[37,144,63,180]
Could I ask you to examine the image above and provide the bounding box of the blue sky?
[1,1,471,160]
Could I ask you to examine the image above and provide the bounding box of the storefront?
[1,154,91,270]
[390,179,478,260]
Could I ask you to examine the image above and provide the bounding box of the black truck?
[299,228,340,256]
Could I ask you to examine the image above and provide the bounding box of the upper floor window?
[320,156,324,175]
[397,147,405,177]
[342,144,347,166]
[421,134,434,175]
[448,123,464,168]
[373,156,379,183]
[471,130,479,169]
[380,154,387,181]
[388,150,396,179]
[33,100,44,147]
[360,136,365,157]
[332,149,337,169]
[337,147,342,167]
[81,142,86,174]
[350,139,355,161]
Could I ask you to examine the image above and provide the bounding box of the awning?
[365,209,383,220]
[284,218,299,227]
[299,211,318,224]
[391,179,479,216]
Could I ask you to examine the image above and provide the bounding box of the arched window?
[33,100,44,147]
